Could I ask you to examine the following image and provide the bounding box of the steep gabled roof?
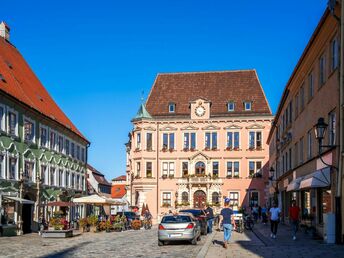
[146,70,271,117]
[87,164,111,186]
[0,37,88,141]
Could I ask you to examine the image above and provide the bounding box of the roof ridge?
[156,69,256,76]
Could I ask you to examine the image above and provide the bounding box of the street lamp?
[313,117,341,244]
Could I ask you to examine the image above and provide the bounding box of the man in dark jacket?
[205,205,214,234]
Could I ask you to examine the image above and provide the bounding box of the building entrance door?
[193,190,206,208]
[22,195,33,234]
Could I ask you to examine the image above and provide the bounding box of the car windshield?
[180,210,203,217]
[161,215,191,223]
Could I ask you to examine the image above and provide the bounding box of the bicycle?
[143,218,152,230]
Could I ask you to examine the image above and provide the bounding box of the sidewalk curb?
[196,232,216,258]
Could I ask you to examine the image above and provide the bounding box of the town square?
[1,0,344,257]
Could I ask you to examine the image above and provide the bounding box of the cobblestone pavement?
[204,223,344,258]
[0,227,206,258]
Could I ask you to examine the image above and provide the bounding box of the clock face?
[195,106,205,117]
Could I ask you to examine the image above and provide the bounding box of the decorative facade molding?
[180,125,199,131]
[143,126,156,131]
[223,124,243,130]
[201,124,220,130]
[245,123,265,129]
[159,125,178,131]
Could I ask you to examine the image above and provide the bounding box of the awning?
[4,196,35,204]
[299,167,331,190]
[286,177,304,192]
[46,201,75,207]
[73,194,118,205]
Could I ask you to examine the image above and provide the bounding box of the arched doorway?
[22,194,33,234]
[193,190,206,208]
[195,162,205,177]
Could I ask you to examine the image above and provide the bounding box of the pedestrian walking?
[219,198,236,249]
[261,205,268,224]
[269,202,281,239]
[289,200,300,240]
[252,204,259,222]
[205,205,214,234]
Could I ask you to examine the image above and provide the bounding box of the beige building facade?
[267,5,342,241]
[126,70,273,221]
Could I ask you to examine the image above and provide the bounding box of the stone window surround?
[23,115,36,143]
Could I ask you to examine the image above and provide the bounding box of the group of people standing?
[207,199,301,249]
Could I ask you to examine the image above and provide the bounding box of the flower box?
[162,174,167,179]
[162,147,167,152]
[169,148,174,152]
[190,148,195,152]
[169,174,174,179]
[226,175,232,179]
[226,146,232,151]
[183,148,189,152]
[204,147,210,151]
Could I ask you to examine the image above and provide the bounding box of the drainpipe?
[156,122,160,223]
[337,0,344,244]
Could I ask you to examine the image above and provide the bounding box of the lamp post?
[268,167,279,206]
[313,117,341,244]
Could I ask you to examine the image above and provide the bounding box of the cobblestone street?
[1,223,344,258]
[0,227,205,258]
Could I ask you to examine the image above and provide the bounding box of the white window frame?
[227,101,235,112]
[40,163,48,185]
[136,162,141,177]
[136,132,141,149]
[249,190,260,207]
[244,101,252,111]
[228,191,240,207]
[7,108,18,137]
[23,115,36,143]
[162,133,175,150]
[57,134,64,154]
[0,153,5,179]
[0,103,6,131]
[146,132,153,151]
[168,103,175,113]
[24,159,36,183]
[39,124,49,148]
[248,130,263,149]
[8,155,18,180]
[181,160,189,177]
[146,161,153,178]
[162,161,175,176]
[226,130,240,149]
[328,111,336,146]
[204,131,217,149]
[307,130,312,160]
[248,160,263,178]
[161,191,172,207]
[226,160,240,177]
[212,161,219,176]
[183,132,196,149]
[49,129,57,151]
[331,37,339,71]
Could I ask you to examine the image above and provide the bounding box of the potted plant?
[226,175,232,179]
[162,147,167,152]
[79,217,89,233]
[212,147,217,151]
[169,174,174,179]
[226,146,232,151]
[190,147,195,152]
[204,147,210,151]
[49,217,63,230]
[162,174,167,179]
[88,215,98,233]
[98,221,106,232]
[249,146,255,151]
[105,221,113,232]
[183,147,189,152]
[162,203,170,208]
[131,220,141,230]
[212,174,219,179]
[169,148,174,152]
[233,146,239,151]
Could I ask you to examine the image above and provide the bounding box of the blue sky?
[1,0,328,180]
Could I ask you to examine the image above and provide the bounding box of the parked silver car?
[158,213,201,246]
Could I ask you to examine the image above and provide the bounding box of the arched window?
[212,192,219,205]
[182,192,189,203]
[195,161,205,176]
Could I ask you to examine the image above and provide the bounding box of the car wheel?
[158,240,164,246]
[191,237,197,245]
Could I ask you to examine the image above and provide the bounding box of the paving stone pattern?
[0,227,205,258]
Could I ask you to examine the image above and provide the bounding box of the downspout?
[337,0,344,244]
[156,122,159,223]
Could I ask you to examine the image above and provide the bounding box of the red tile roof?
[0,37,88,141]
[146,70,271,117]
[111,184,126,199]
[112,175,126,181]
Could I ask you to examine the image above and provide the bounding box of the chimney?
[0,21,10,41]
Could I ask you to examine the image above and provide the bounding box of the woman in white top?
[269,203,281,239]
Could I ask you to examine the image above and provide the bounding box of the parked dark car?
[179,209,208,235]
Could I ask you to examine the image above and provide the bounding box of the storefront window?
[318,189,332,224]
[301,191,311,220]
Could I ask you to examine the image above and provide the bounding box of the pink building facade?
[126,70,273,221]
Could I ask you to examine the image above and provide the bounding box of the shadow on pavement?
[39,241,92,258]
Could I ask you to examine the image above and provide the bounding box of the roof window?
[244,101,252,111]
[169,103,176,113]
[0,74,6,82]
[5,61,13,69]
[227,101,235,112]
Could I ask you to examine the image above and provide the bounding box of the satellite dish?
[328,0,337,14]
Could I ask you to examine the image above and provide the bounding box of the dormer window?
[244,101,252,111]
[227,101,235,112]
[169,103,176,113]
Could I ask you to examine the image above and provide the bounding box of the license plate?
[169,233,182,237]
